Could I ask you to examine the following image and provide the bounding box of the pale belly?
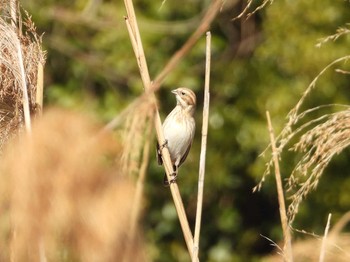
[163,118,194,165]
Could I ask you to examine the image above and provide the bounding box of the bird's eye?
[181,91,186,95]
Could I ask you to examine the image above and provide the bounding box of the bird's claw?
[169,172,178,184]
[163,172,178,186]
[159,139,168,150]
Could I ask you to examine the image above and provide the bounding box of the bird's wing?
[156,142,163,165]
[179,142,192,167]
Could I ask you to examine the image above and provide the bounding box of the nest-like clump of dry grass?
[0,2,46,151]
[0,108,145,261]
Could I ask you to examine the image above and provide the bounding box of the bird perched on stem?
[157,87,196,186]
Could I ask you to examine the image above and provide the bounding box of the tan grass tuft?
[0,108,144,262]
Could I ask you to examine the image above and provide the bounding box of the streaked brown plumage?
[157,87,196,185]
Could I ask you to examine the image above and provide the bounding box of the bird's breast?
[162,110,195,162]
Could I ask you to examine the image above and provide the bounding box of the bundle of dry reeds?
[0,1,45,151]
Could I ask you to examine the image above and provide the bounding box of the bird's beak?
[171,89,178,95]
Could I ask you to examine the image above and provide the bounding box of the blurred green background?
[23,0,350,261]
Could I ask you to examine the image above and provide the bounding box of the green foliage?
[23,0,350,260]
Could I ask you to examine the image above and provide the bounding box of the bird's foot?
[169,172,178,184]
[159,139,168,150]
[163,172,178,186]
[157,139,168,158]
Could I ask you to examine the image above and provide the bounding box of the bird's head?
[172,87,196,115]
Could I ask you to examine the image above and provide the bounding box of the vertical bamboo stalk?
[266,111,293,262]
[193,31,211,260]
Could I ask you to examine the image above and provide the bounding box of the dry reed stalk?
[122,1,197,260]
[266,111,293,262]
[15,35,32,133]
[36,62,44,114]
[319,213,332,262]
[193,31,211,260]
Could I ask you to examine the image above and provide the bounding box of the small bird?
[157,87,196,186]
